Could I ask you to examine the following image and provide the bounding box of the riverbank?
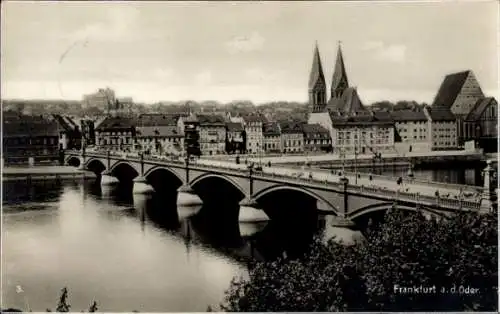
[2,166,96,182]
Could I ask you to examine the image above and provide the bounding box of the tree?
[218,210,498,312]
[55,287,70,312]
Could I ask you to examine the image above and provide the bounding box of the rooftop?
[226,122,244,132]
[302,123,330,139]
[327,87,369,115]
[242,114,267,124]
[466,97,497,121]
[136,125,183,138]
[431,70,471,109]
[136,113,181,126]
[279,121,304,134]
[96,117,135,130]
[263,122,281,136]
[196,113,226,125]
[425,107,456,121]
[390,109,428,122]
[3,114,59,138]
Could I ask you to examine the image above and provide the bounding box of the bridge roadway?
[65,151,491,216]
[247,149,484,164]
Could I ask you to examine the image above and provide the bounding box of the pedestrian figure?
[268,161,271,167]
[397,177,403,185]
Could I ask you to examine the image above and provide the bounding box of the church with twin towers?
[307,42,396,155]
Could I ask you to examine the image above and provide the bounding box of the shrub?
[218,209,498,312]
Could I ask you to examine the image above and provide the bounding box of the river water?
[2,179,262,312]
[1,165,484,311]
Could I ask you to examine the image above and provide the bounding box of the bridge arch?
[347,202,447,220]
[85,158,107,174]
[252,184,340,214]
[143,166,184,184]
[66,156,81,167]
[190,173,246,196]
[109,161,139,182]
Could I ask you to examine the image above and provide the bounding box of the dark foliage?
[43,288,99,313]
[218,210,498,312]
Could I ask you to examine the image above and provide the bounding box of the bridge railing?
[69,151,483,210]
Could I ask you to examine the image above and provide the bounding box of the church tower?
[330,42,349,100]
[308,42,327,113]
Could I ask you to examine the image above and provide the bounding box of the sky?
[1,0,499,105]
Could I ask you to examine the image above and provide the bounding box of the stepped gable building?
[431,70,497,151]
[308,42,395,155]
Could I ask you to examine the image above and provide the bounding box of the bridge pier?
[322,215,365,246]
[238,198,269,223]
[133,176,155,195]
[100,171,119,185]
[177,184,203,206]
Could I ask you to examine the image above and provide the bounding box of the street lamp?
[354,145,358,185]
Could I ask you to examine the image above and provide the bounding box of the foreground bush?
[218,209,498,312]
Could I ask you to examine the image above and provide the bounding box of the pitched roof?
[327,87,368,114]
[302,123,330,139]
[263,122,281,136]
[242,113,267,124]
[3,114,59,138]
[52,114,75,132]
[136,114,179,126]
[425,107,456,122]
[466,97,497,121]
[391,109,428,122]
[279,121,304,134]
[308,43,326,90]
[136,125,183,138]
[95,117,135,131]
[431,70,470,109]
[331,43,349,94]
[226,122,244,132]
[328,109,393,126]
[196,113,226,125]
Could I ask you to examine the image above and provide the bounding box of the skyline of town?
[2,1,498,104]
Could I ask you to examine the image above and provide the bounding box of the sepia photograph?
[1,0,498,312]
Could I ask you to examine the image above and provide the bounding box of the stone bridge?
[65,150,495,225]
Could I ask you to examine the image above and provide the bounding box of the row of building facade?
[2,111,96,164]
[92,112,333,156]
[307,43,498,155]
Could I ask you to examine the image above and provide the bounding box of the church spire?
[331,41,349,99]
[309,42,327,113]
